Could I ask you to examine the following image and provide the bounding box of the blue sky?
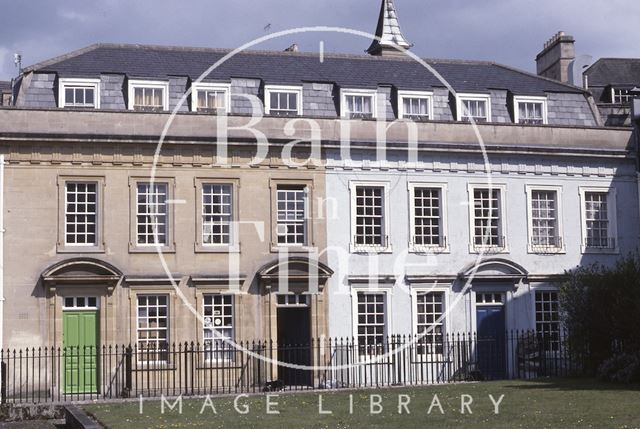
[0,0,639,80]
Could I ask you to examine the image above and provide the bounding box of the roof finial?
[367,0,413,57]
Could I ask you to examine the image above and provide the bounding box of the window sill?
[195,243,241,254]
[350,244,394,254]
[469,246,509,255]
[270,245,315,253]
[527,247,566,255]
[129,244,176,254]
[57,245,105,254]
[409,245,449,255]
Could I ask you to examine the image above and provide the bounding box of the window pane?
[137,295,169,361]
[276,185,307,245]
[136,183,168,245]
[202,184,233,245]
[535,291,560,351]
[472,188,502,247]
[357,293,385,356]
[354,186,385,247]
[530,190,559,248]
[584,192,611,248]
[413,188,441,246]
[203,295,234,361]
[415,292,444,355]
[65,182,98,245]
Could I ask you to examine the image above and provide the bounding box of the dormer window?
[611,88,632,105]
[58,78,100,109]
[398,90,432,121]
[128,80,169,112]
[192,83,230,114]
[264,85,302,116]
[514,96,547,125]
[341,89,377,119]
[457,94,491,123]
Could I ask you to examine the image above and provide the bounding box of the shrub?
[597,353,640,384]
[561,252,640,373]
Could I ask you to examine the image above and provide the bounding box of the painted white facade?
[324,148,639,339]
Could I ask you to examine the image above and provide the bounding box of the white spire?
[367,0,413,56]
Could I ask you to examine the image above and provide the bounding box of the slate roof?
[24,43,586,96]
[0,81,11,92]
[585,58,640,87]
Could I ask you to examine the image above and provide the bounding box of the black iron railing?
[0,330,587,404]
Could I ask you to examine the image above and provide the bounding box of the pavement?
[0,420,65,428]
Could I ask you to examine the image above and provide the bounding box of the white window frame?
[525,185,565,253]
[64,181,99,247]
[408,183,449,253]
[58,78,100,109]
[514,96,548,125]
[135,181,170,247]
[351,286,393,362]
[191,82,231,114]
[136,294,170,363]
[201,182,234,247]
[202,294,235,363]
[579,186,619,254]
[341,89,378,119]
[398,90,433,121]
[467,184,508,253]
[62,296,99,310]
[275,184,309,247]
[456,93,492,122]
[410,286,449,359]
[475,291,506,306]
[531,287,562,352]
[349,181,392,253]
[264,85,303,116]
[611,88,632,105]
[128,79,169,111]
[276,293,311,307]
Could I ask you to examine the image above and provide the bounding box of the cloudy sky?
[1,0,639,80]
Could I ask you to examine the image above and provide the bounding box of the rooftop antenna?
[13,53,22,75]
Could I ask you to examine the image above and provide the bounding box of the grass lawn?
[83,378,640,429]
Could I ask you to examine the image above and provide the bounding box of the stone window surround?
[349,180,393,254]
[525,185,565,254]
[128,176,176,253]
[56,175,106,254]
[350,284,394,361]
[579,186,619,254]
[407,182,449,254]
[193,177,240,253]
[466,183,508,254]
[269,178,315,252]
[410,285,450,355]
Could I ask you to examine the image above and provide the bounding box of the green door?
[63,311,99,394]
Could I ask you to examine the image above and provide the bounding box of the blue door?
[476,306,506,379]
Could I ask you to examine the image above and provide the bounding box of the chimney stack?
[535,31,575,83]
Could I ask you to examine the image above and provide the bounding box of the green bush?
[561,252,640,374]
[597,353,640,383]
